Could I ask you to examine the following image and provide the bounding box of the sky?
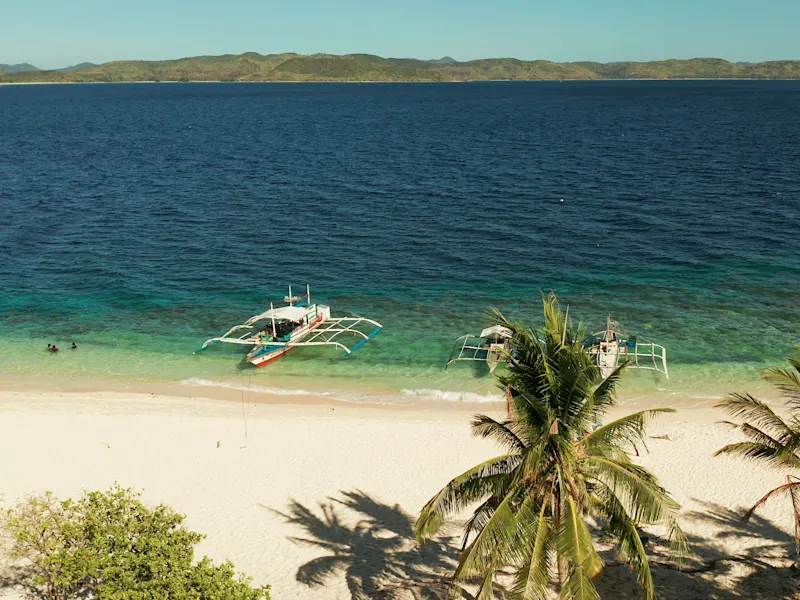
[2,0,799,69]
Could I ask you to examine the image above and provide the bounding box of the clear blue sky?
[2,0,799,69]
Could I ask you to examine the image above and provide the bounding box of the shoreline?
[0,371,783,414]
[0,376,495,412]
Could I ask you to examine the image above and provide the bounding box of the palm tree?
[715,356,800,558]
[415,293,687,600]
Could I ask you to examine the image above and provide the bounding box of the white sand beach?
[0,389,798,599]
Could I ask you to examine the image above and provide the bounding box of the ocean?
[1,81,798,404]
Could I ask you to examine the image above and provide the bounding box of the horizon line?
[4,52,799,72]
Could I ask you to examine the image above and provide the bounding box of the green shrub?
[2,484,270,600]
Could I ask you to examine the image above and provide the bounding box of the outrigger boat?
[445,325,512,373]
[195,285,382,367]
[446,315,668,379]
[585,316,668,379]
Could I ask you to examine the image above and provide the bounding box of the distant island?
[0,61,97,74]
[2,53,799,83]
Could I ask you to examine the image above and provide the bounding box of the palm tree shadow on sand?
[274,493,800,599]
[594,501,800,600]
[273,490,480,600]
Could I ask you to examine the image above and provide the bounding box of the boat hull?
[596,344,620,379]
[246,306,330,367]
[247,345,292,367]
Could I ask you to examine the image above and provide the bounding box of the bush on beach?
[1,484,270,600]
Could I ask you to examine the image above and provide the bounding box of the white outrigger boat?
[195,285,382,367]
[445,325,512,373]
[446,315,668,379]
[585,316,668,378]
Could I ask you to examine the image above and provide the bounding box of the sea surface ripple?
[1,81,798,402]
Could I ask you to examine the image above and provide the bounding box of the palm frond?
[461,495,501,550]
[453,487,523,581]
[582,456,679,526]
[762,359,800,408]
[415,455,521,541]
[557,361,599,432]
[515,500,553,600]
[591,361,626,409]
[714,440,800,469]
[471,414,528,452]
[541,291,567,347]
[596,486,655,600]
[738,422,788,447]
[556,497,603,580]
[558,566,601,600]
[474,570,496,600]
[581,409,675,451]
[715,393,795,438]
[742,480,800,523]
[508,392,553,432]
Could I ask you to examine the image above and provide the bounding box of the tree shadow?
[273,490,478,599]
[0,563,41,597]
[594,500,800,600]
[683,501,795,560]
[276,493,800,599]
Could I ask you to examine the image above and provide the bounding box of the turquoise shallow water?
[1,81,798,403]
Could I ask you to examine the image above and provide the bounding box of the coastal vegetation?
[1,485,270,599]
[715,356,800,560]
[415,294,688,599]
[2,53,800,83]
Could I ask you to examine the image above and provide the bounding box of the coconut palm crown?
[715,356,800,555]
[415,293,687,600]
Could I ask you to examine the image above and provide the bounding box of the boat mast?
[270,302,277,337]
[307,284,311,306]
[288,286,293,306]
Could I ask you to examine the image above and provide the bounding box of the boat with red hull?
[195,285,382,368]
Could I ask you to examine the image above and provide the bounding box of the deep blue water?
[1,81,798,402]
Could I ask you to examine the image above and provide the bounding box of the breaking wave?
[401,388,503,404]
[180,378,329,397]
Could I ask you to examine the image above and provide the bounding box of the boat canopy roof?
[480,325,512,340]
[245,305,310,325]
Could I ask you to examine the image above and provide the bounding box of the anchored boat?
[446,315,668,379]
[445,325,512,373]
[195,285,382,367]
[586,316,668,379]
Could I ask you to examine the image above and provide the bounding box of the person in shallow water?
[48,344,59,353]
[71,342,77,350]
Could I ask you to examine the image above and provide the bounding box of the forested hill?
[2,53,799,83]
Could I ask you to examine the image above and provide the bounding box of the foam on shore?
[400,388,503,403]
[180,377,330,397]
